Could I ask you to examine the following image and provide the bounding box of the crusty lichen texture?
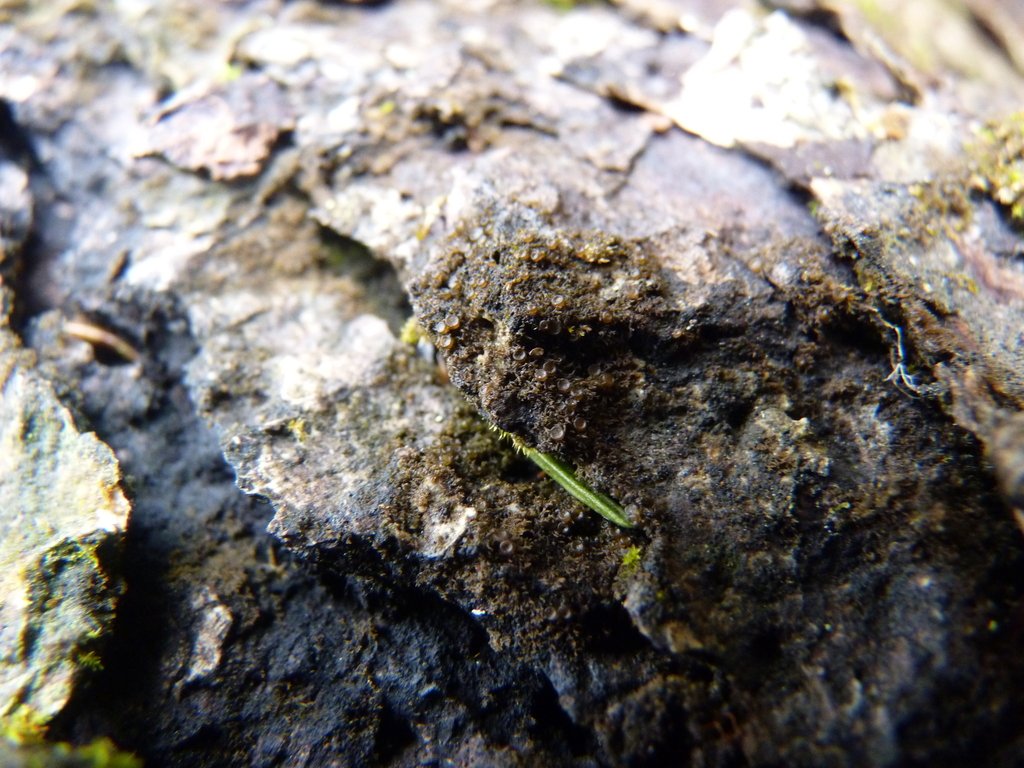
[410,227,672,459]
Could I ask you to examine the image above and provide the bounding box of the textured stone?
[0,328,130,728]
[2,0,1024,765]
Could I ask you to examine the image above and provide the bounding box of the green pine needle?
[491,425,635,529]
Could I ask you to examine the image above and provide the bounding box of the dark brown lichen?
[410,227,672,456]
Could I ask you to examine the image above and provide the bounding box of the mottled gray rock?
[0,90,132,742]
[0,325,130,728]
[3,0,1024,766]
[173,3,1024,766]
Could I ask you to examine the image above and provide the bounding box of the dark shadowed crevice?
[317,226,412,335]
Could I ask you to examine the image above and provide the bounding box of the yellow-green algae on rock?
[0,329,131,737]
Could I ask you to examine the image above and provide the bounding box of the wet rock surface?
[2,0,1024,766]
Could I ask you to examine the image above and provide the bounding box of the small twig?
[63,319,140,363]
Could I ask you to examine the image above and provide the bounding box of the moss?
[382,365,513,542]
[970,112,1024,230]
[60,738,142,768]
[1,706,49,746]
[905,180,973,241]
[398,317,423,346]
[809,177,988,400]
[946,272,979,295]
[543,0,602,9]
[286,417,308,443]
[617,545,643,579]
[0,735,142,768]
[409,226,672,461]
[71,650,103,673]
[219,61,242,83]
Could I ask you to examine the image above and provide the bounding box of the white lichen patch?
[271,315,396,410]
[662,10,870,148]
[420,503,478,559]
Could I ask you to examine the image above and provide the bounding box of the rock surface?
[0,321,130,730]
[1,0,1023,766]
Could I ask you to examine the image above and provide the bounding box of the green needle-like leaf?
[493,426,635,529]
